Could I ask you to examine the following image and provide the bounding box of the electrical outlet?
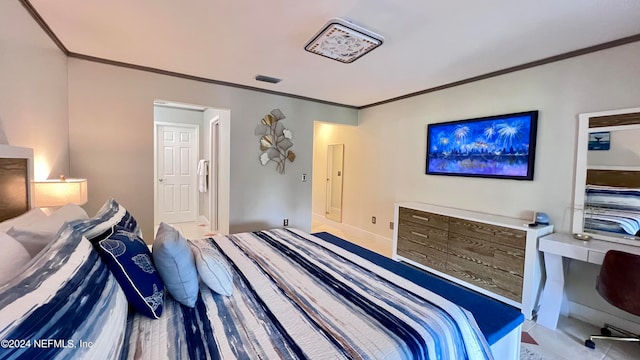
[283,218,289,226]
[389,222,394,230]
[301,173,308,182]
[371,216,376,224]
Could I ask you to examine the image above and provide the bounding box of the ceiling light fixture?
[305,18,383,64]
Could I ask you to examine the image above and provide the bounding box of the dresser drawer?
[447,232,524,301]
[397,224,448,272]
[492,227,527,249]
[448,233,525,276]
[449,218,525,249]
[446,253,523,302]
[399,207,449,231]
[398,222,449,244]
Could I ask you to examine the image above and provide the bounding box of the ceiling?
[26,0,640,108]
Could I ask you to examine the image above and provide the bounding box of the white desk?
[537,232,640,329]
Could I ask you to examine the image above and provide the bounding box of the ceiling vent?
[305,18,383,64]
[255,75,282,84]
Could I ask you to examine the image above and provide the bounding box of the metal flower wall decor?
[255,108,295,174]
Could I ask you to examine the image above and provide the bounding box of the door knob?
[159,178,165,182]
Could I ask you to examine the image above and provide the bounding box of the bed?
[0,146,523,359]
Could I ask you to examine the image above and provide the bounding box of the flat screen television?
[426,110,538,180]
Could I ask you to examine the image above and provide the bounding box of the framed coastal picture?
[587,131,610,151]
[426,111,539,180]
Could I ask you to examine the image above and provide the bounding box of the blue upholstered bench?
[312,231,524,346]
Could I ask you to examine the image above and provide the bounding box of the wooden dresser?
[393,202,553,319]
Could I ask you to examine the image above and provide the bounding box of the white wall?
[67,59,358,240]
[588,128,640,167]
[348,42,640,323]
[0,1,69,180]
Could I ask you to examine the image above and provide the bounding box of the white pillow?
[7,204,90,257]
[7,228,57,258]
[27,204,89,233]
[189,238,233,296]
[0,233,31,285]
[0,208,47,232]
[49,204,89,225]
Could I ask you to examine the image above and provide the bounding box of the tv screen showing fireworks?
[426,111,538,180]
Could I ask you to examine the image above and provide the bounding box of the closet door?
[157,124,198,224]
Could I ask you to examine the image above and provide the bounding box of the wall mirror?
[326,144,344,222]
[572,107,640,246]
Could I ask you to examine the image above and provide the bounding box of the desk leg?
[537,252,567,330]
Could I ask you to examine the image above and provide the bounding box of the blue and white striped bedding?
[585,185,640,236]
[586,185,640,209]
[0,225,129,360]
[121,228,493,360]
[0,226,493,359]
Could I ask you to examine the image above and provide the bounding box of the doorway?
[325,144,344,222]
[208,116,220,231]
[153,101,231,234]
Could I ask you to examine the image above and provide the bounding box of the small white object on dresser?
[393,202,554,319]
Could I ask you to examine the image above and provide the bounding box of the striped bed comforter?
[585,185,640,236]
[121,229,493,360]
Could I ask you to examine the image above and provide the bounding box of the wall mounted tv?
[426,111,538,180]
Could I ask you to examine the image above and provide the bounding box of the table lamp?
[33,175,88,209]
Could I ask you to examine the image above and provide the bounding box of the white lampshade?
[33,178,88,207]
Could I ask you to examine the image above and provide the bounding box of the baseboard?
[312,213,392,246]
[568,301,640,334]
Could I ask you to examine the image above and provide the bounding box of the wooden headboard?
[0,145,33,222]
[586,169,640,188]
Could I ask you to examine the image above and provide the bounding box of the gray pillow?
[6,228,55,258]
[8,204,89,257]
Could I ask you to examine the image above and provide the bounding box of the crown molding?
[360,33,640,109]
[19,1,640,111]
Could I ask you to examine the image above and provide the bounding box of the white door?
[157,124,198,224]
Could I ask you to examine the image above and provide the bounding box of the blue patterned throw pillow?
[70,198,143,243]
[97,226,164,319]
